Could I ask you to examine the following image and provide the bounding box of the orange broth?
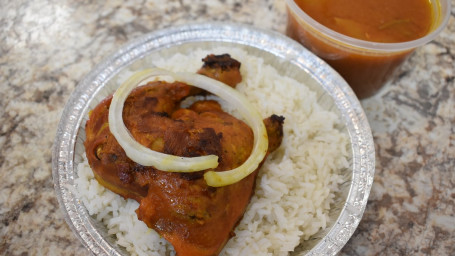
[286,0,436,98]
[295,0,433,43]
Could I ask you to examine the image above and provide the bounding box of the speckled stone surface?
[0,0,453,255]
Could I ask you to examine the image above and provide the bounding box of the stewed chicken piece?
[84,54,284,256]
[197,53,242,88]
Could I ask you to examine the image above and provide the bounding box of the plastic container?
[285,0,451,99]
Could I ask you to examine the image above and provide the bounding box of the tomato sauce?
[286,0,436,98]
[295,0,433,43]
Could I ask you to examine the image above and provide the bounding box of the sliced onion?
[108,68,268,187]
[109,68,219,172]
[173,72,269,187]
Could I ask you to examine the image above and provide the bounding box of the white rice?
[75,47,350,256]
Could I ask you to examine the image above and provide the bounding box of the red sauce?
[295,0,433,43]
[286,0,436,98]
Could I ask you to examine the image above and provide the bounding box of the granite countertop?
[1,0,454,255]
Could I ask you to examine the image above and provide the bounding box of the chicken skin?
[197,54,242,88]
[84,55,284,256]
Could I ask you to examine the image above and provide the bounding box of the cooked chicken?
[197,54,242,88]
[84,54,284,256]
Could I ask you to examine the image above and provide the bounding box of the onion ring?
[108,68,268,187]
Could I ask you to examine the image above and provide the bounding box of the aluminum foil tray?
[52,22,375,256]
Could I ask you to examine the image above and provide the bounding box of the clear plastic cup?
[285,0,451,99]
